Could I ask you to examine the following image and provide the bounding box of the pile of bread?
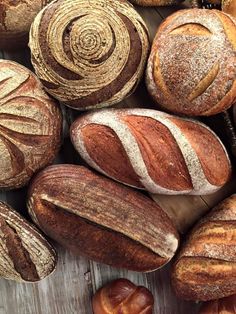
[0,0,236,313]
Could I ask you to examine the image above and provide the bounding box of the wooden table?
[0,3,234,314]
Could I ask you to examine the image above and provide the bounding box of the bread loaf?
[0,60,62,189]
[70,108,231,195]
[27,164,179,272]
[92,278,154,314]
[29,0,149,110]
[199,295,236,314]
[172,194,236,301]
[0,0,51,50]
[146,9,236,116]
[130,0,183,6]
[0,202,56,282]
[222,0,236,18]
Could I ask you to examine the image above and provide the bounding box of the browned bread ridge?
[130,0,183,6]
[92,278,154,314]
[146,9,236,116]
[0,0,51,50]
[172,195,236,301]
[0,60,62,190]
[199,294,236,313]
[70,108,231,195]
[29,0,149,110]
[27,164,179,272]
[0,202,57,282]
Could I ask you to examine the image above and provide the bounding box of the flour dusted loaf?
[0,0,51,50]
[29,0,149,110]
[0,202,56,282]
[146,9,236,116]
[0,60,62,190]
[172,195,236,301]
[130,0,183,6]
[70,108,231,195]
[27,164,179,272]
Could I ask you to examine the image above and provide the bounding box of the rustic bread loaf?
[92,278,154,314]
[172,194,236,301]
[0,60,62,190]
[0,0,51,50]
[0,202,56,282]
[130,0,183,6]
[222,0,236,18]
[199,295,236,314]
[70,108,231,195]
[27,164,179,272]
[29,0,149,110]
[146,9,236,116]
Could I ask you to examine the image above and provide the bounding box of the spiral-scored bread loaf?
[199,295,236,314]
[92,278,154,314]
[130,0,183,6]
[146,9,236,116]
[0,0,51,50]
[0,60,62,190]
[172,195,236,301]
[0,202,56,282]
[29,0,149,110]
[70,108,231,195]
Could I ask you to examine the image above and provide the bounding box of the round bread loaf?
[130,0,183,6]
[146,9,236,116]
[0,0,51,50]
[222,0,236,18]
[29,0,149,111]
[0,60,62,190]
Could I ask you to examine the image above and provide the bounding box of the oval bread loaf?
[27,164,179,272]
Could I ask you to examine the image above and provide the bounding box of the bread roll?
[29,0,149,110]
[172,195,236,301]
[0,60,62,189]
[199,295,236,314]
[70,108,231,195]
[0,202,56,282]
[146,9,236,116]
[0,0,51,50]
[27,164,179,272]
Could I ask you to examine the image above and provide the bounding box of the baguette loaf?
[70,108,231,195]
[27,164,179,272]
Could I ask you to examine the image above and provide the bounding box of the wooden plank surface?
[0,3,232,314]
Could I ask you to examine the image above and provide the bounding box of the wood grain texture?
[0,3,233,314]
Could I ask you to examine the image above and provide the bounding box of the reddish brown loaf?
[70,108,231,195]
[29,0,149,110]
[0,0,51,50]
[0,60,62,190]
[199,295,236,314]
[92,278,154,314]
[27,164,179,272]
[172,194,236,301]
[0,202,56,282]
[146,9,236,116]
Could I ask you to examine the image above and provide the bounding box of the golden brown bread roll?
[70,108,231,195]
[199,295,236,313]
[172,195,236,301]
[222,0,236,18]
[0,60,62,189]
[0,0,51,50]
[130,0,183,6]
[27,164,179,272]
[92,278,154,314]
[146,9,236,116]
[29,0,149,110]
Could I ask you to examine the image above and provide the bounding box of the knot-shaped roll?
[0,60,62,190]
[146,9,236,116]
[29,0,149,110]
[70,108,231,195]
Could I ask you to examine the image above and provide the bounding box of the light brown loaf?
[0,0,51,50]
[0,202,56,282]
[199,295,236,313]
[29,0,149,110]
[172,195,236,301]
[27,164,179,272]
[0,60,62,190]
[70,108,231,195]
[146,9,236,116]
